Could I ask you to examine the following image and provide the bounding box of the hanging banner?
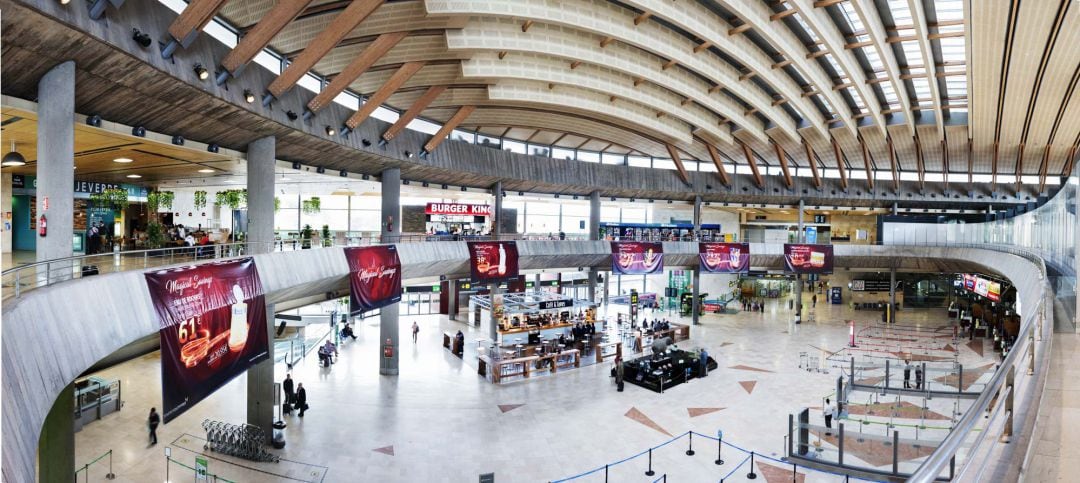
[144,258,269,423]
[783,244,834,274]
[467,241,520,283]
[345,245,402,314]
[611,241,664,274]
[699,242,750,273]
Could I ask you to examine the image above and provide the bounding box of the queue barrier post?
[604,464,608,483]
[686,431,695,456]
[645,448,654,476]
[715,431,724,465]
[747,452,757,479]
[107,449,115,479]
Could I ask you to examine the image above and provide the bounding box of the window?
[528,144,551,157]
[502,140,526,154]
[477,135,501,148]
[602,153,625,165]
[628,156,651,168]
[578,151,600,163]
[553,148,576,160]
[452,130,475,143]
[652,158,677,171]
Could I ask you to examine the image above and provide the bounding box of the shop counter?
[632,324,691,352]
[478,349,581,383]
[498,320,606,345]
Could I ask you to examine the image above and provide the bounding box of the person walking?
[824,398,835,436]
[412,321,420,343]
[903,360,912,389]
[614,356,625,392]
[699,348,710,378]
[283,374,295,408]
[296,383,308,417]
[812,294,817,307]
[915,365,924,390]
[147,408,160,445]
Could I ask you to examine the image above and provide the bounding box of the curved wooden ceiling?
[165,0,1078,192]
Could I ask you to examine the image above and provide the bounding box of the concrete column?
[693,195,702,236]
[247,302,275,439]
[795,199,804,319]
[447,281,458,321]
[488,284,501,342]
[36,61,75,281]
[38,382,74,483]
[589,191,602,302]
[246,136,275,252]
[2,173,11,253]
[889,266,897,320]
[589,191,601,240]
[692,268,701,325]
[381,168,401,375]
[381,168,401,240]
[492,181,503,238]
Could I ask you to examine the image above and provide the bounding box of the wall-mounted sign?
[699,242,750,273]
[467,241,520,283]
[783,244,834,274]
[425,203,492,216]
[612,242,664,274]
[144,258,270,423]
[538,299,572,310]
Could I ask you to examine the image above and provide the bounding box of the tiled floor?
[72,297,998,483]
[1023,332,1080,482]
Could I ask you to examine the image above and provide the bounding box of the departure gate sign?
[425,203,492,216]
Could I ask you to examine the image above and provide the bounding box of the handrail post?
[1001,365,1015,443]
[15,269,20,298]
[892,430,899,474]
[838,422,844,466]
[45,262,51,286]
[1028,323,1036,376]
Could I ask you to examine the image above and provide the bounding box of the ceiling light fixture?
[198,168,215,173]
[193,64,209,80]
[325,126,336,136]
[126,174,142,179]
[243,89,255,103]
[113,157,133,163]
[1,140,26,167]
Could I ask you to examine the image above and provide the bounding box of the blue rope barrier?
[550,431,689,482]
[720,454,751,481]
[651,474,666,483]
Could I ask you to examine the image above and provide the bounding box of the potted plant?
[147,190,175,214]
[215,189,247,210]
[300,224,314,249]
[302,196,321,214]
[146,221,166,254]
[321,224,332,247]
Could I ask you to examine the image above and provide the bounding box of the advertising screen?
[699,242,750,273]
[611,242,664,274]
[467,241,520,283]
[783,244,834,274]
[144,258,270,423]
[963,274,976,291]
[345,245,402,314]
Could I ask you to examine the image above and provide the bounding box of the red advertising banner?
[963,274,976,291]
[968,275,1002,302]
[612,242,664,275]
[345,245,402,314]
[425,203,492,216]
[144,258,269,423]
[783,244,834,274]
[699,242,749,273]
[467,241,519,283]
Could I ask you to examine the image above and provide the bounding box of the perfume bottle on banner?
[497,243,507,276]
[228,284,249,352]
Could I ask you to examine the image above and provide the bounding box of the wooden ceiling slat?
[221,0,316,74]
[740,142,764,188]
[664,144,691,186]
[267,0,386,98]
[705,143,731,187]
[167,0,228,48]
[307,31,407,113]
[802,138,821,188]
[831,136,848,190]
[772,140,792,188]
[382,85,447,142]
[423,105,476,153]
[345,61,425,129]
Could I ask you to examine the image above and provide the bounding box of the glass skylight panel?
[945,77,967,99]
[822,53,843,76]
[847,88,866,110]
[838,2,864,33]
[879,82,899,106]
[791,12,820,43]
[888,0,914,25]
[934,0,965,21]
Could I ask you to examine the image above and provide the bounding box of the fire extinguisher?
[386,216,394,233]
[38,214,47,237]
[382,338,394,358]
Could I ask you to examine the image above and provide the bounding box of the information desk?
[623,350,718,393]
[478,349,581,383]
[631,323,691,352]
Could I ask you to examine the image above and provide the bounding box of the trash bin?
[271,420,286,449]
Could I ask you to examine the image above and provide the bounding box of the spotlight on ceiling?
[402,179,410,185]
[131,126,146,137]
[460,186,467,192]
[325,126,336,136]
[441,184,448,189]
[171,135,184,146]
[361,139,372,147]
[286,111,298,121]
[404,151,414,158]
[339,170,347,178]
[132,28,152,48]
[207,143,220,153]
[2,140,26,167]
[243,89,255,104]
[193,63,209,81]
[422,181,429,187]
[316,166,326,174]
[86,115,102,127]
[362,174,370,180]
[292,162,302,170]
